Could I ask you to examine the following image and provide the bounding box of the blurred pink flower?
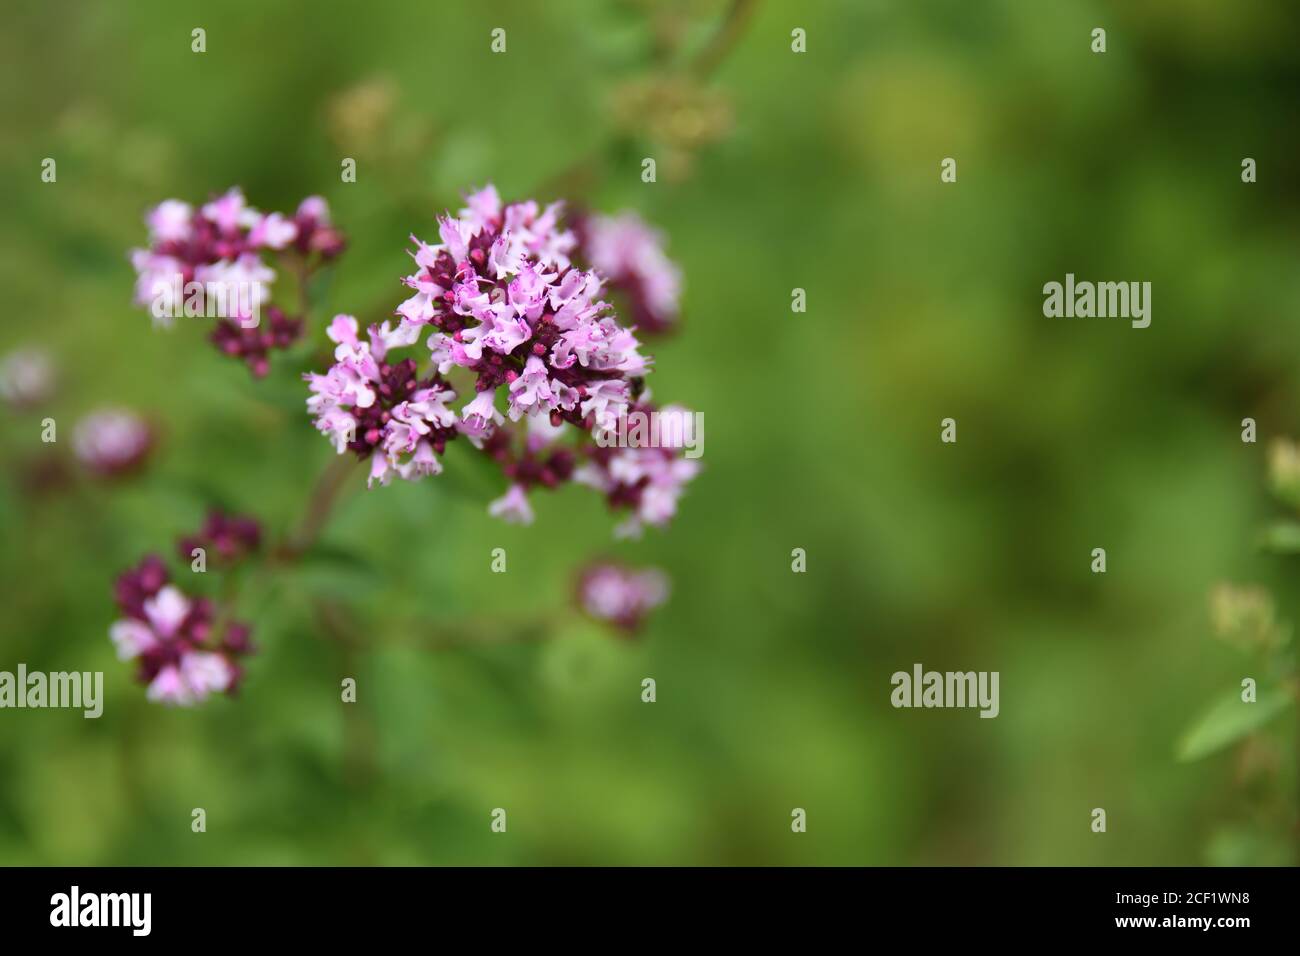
[578,211,682,334]
[576,562,670,634]
[0,347,55,408]
[73,408,153,477]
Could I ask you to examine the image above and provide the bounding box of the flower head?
[130,189,343,375]
[73,408,153,477]
[305,314,459,487]
[0,347,55,408]
[289,195,347,259]
[131,188,277,322]
[302,184,696,535]
[109,554,254,706]
[400,184,647,435]
[576,562,670,634]
[177,509,262,565]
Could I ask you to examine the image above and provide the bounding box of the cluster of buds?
[177,508,262,565]
[304,184,697,535]
[109,510,261,705]
[1208,583,1285,654]
[210,305,304,378]
[129,189,345,376]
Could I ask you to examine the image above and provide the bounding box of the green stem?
[690,0,760,79]
[277,454,362,561]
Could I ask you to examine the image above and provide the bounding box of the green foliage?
[1259,522,1300,556]
[1177,685,1292,763]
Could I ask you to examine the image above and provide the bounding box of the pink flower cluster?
[129,189,344,376]
[303,185,698,534]
[402,185,649,430]
[576,562,670,634]
[210,305,304,378]
[177,509,262,564]
[305,314,460,486]
[110,510,261,706]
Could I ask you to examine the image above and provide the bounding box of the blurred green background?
[1,0,1299,865]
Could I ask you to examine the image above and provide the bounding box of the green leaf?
[1204,825,1296,867]
[284,544,380,599]
[1259,521,1300,554]
[1176,685,1293,762]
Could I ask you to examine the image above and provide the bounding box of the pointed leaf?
[1177,685,1293,762]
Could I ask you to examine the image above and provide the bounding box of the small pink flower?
[488,484,535,525]
[578,379,632,435]
[459,389,503,440]
[146,200,194,244]
[201,187,253,233]
[576,562,670,634]
[292,196,346,258]
[506,355,557,420]
[145,665,189,705]
[0,347,55,408]
[144,585,190,639]
[110,618,159,660]
[297,196,329,223]
[248,212,298,250]
[73,408,153,477]
[146,654,235,706]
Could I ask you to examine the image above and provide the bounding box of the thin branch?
[690,0,760,80]
[278,454,362,560]
[315,600,377,793]
[533,0,759,202]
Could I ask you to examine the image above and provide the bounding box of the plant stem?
[289,252,312,319]
[690,0,760,79]
[278,454,362,561]
[395,615,558,651]
[534,0,759,202]
[315,600,377,793]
